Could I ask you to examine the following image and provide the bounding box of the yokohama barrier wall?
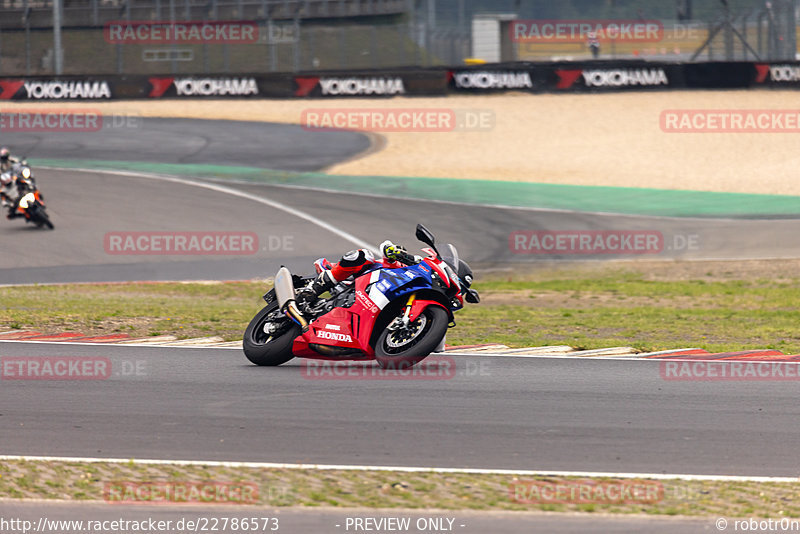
[0,62,797,100]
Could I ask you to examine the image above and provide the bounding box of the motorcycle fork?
[393,293,417,330]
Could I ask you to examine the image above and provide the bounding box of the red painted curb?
[645,349,793,362]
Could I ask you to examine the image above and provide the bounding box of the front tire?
[243,302,299,366]
[374,306,449,369]
[30,204,54,229]
[37,214,54,230]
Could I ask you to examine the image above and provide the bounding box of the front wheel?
[374,306,449,369]
[38,212,54,230]
[243,302,299,366]
[30,204,54,229]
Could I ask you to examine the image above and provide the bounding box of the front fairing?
[362,263,439,309]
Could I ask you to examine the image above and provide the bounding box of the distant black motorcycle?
[1,161,54,230]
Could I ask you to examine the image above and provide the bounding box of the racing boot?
[295,270,337,311]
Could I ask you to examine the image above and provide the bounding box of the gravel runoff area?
[6,90,800,195]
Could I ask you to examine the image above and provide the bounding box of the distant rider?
[1,179,21,219]
[0,147,19,173]
[1,150,27,219]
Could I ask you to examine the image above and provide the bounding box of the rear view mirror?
[415,224,436,249]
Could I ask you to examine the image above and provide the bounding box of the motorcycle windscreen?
[439,243,460,272]
[18,193,36,209]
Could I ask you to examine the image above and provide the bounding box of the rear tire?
[374,306,449,369]
[243,302,299,366]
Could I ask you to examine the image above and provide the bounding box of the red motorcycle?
[243,224,480,369]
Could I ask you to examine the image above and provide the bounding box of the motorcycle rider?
[1,148,24,218]
[1,177,23,220]
[296,240,411,307]
[0,147,19,173]
[1,162,32,220]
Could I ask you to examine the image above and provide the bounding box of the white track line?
[40,166,800,265]
[41,166,379,255]
[0,340,661,360]
[34,164,800,272]
[4,340,800,364]
[43,164,796,224]
[0,339,240,349]
[204,175,797,223]
[0,455,795,483]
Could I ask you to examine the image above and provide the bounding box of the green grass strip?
[3,267,800,353]
[1,459,798,517]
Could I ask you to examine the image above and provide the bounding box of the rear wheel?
[243,302,299,366]
[374,306,449,369]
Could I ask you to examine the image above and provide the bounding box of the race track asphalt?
[1,117,371,172]
[1,342,797,477]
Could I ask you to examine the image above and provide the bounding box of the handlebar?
[395,251,418,266]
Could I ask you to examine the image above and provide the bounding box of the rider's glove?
[380,240,408,262]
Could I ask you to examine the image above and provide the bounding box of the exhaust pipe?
[275,266,309,332]
[275,267,296,308]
